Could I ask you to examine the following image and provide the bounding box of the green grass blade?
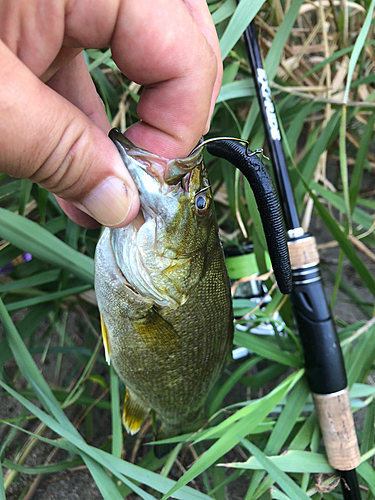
[298,41,375,81]
[265,0,304,81]
[211,0,236,25]
[264,378,310,454]
[0,465,5,500]
[290,413,318,450]
[356,197,375,211]
[222,61,240,86]
[239,440,311,500]
[161,371,303,500]
[285,101,317,156]
[357,461,375,497]
[207,470,244,499]
[209,356,261,415]
[219,0,264,60]
[343,0,375,103]
[0,381,212,500]
[294,111,341,209]
[223,449,333,474]
[349,111,375,213]
[361,399,375,455]
[44,214,67,234]
[330,248,344,309]
[242,99,260,141]
[62,337,103,409]
[0,209,94,284]
[65,218,80,250]
[240,364,287,389]
[0,298,80,433]
[210,467,226,500]
[2,458,83,475]
[232,299,261,316]
[234,330,301,367]
[110,366,123,459]
[360,447,375,463]
[37,186,48,224]
[0,180,22,200]
[331,278,373,318]
[311,182,374,231]
[350,383,375,398]
[0,270,60,292]
[82,454,131,500]
[87,48,112,72]
[269,488,290,500]
[5,284,92,312]
[18,180,32,216]
[302,188,375,296]
[217,79,256,103]
[0,303,52,369]
[339,108,351,229]
[5,423,150,500]
[90,67,119,119]
[93,450,212,500]
[347,323,375,387]
[244,378,311,499]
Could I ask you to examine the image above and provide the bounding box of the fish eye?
[196,195,206,210]
[194,191,211,216]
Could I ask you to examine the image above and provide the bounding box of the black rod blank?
[243,21,300,231]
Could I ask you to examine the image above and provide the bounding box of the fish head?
[105,130,218,307]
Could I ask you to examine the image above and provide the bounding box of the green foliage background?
[0,1,375,498]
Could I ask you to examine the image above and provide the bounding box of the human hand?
[0,0,222,228]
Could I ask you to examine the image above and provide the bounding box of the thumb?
[0,42,139,228]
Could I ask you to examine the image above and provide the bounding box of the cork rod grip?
[312,388,361,470]
[288,236,319,269]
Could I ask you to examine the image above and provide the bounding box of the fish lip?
[109,128,203,187]
[164,148,203,186]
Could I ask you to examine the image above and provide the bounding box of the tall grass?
[0,1,374,498]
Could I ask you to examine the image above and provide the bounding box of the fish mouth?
[164,149,203,186]
[109,128,203,188]
[108,131,201,223]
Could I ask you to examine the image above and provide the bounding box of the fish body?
[94,130,233,436]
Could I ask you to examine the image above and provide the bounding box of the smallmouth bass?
[95,129,233,439]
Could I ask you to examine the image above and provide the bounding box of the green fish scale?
[107,233,233,430]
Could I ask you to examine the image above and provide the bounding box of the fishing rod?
[238,15,362,500]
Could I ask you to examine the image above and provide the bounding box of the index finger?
[111,0,222,158]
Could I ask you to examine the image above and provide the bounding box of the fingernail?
[80,177,133,227]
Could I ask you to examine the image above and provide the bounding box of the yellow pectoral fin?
[123,388,150,435]
[132,307,179,350]
[100,315,110,365]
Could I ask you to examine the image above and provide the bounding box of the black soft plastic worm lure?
[206,139,292,295]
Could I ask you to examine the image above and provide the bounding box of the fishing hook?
[190,136,269,161]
